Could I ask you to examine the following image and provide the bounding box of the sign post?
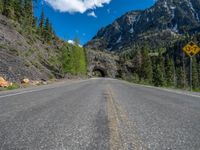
[183,41,200,91]
[190,57,192,91]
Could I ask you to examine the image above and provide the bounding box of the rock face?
[0,14,63,82]
[85,0,200,51]
[87,50,119,78]
[0,77,9,87]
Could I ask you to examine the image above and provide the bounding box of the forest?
[120,37,200,90]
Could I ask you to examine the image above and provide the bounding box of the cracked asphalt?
[0,78,200,150]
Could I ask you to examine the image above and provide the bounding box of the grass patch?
[5,84,20,90]
[193,89,200,92]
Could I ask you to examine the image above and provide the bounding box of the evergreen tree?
[140,46,153,83]
[198,61,200,88]
[33,17,38,28]
[176,67,185,89]
[2,0,14,19]
[132,50,142,75]
[39,8,45,35]
[44,18,53,41]
[13,0,22,22]
[0,0,3,13]
[24,0,34,23]
[192,58,199,89]
[23,0,34,33]
[158,53,166,81]
[165,56,175,86]
[152,56,165,87]
[182,52,188,89]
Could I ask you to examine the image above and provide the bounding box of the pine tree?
[24,0,34,22]
[182,52,187,89]
[152,56,165,87]
[0,0,3,13]
[24,0,34,34]
[192,58,199,89]
[198,61,200,88]
[165,56,175,86]
[33,17,38,28]
[39,8,45,35]
[13,0,22,22]
[132,50,142,75]
[176,67,185,89]
[140,46,153,83]
[2,0,14,19]
[44,18,53,41]
[153,63,165,87]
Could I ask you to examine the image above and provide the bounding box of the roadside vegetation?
[0,83,20,91]
[0,0,87,81]
[119,42,200,91]
[61,45,87,75]
[5,84,20,90]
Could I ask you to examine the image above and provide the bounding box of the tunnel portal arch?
[87,50,119,78]
[92,66,107,77]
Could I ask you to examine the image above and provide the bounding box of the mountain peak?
[85,0,200,52]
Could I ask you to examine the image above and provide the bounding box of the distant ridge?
[85,0,200,51]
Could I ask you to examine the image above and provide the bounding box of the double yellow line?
[105,85,145,150]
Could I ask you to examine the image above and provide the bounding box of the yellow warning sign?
[183,41,200,57]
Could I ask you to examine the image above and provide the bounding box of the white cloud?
[87,11,97,18]
[67,40,83,47]
[44,0,112,13]
[67,40,75,44]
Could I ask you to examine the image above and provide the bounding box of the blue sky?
[34,0,155,45]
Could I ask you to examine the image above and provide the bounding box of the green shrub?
[59,44,87,75]
[6,84,20,90]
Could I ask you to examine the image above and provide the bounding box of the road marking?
[106,85,145,150]
[0,80,90,99]
[119,80,200,99]
[106,87,123,150]
[139,85,200,98]
[0,89,51,98]
[156,88,200,98]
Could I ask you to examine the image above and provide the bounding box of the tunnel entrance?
[92,67,107,77]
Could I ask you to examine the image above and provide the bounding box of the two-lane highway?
[0,78,200,150]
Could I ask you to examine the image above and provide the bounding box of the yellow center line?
[106,84,146,150]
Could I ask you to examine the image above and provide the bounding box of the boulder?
[21,78,30,84]
[31,80,41,86]
[0,77,9,87]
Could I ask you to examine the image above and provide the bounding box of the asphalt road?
[0,78,200,150]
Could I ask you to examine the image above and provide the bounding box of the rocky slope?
[0,14,65,82]
[85,0,200,51]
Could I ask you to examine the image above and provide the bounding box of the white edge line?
[0,80,89,99]
[0,89,46,98]
[118,80,200,99]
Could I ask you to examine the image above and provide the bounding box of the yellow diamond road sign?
[183,41,200,57]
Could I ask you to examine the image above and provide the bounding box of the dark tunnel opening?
[92,67,107,77]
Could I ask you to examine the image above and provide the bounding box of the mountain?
[85,0,200,52]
